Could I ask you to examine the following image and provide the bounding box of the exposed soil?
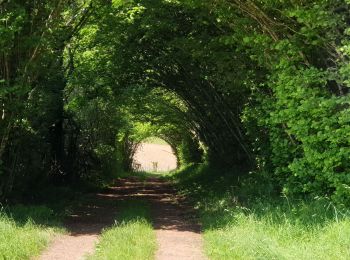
[133,143,178,172]
[38,193,117,260]
[116,177,207,260]
[38,177,206,260]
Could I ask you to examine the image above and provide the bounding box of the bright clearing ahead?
[133,141,177,172]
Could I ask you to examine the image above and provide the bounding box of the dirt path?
[150,181,207,260]
[38,193,117,260]
[133,143,178,172]
[39,177,206,260]
[115,177,207,260]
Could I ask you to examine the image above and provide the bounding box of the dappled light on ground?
[133,142,177,172]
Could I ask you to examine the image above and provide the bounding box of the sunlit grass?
[202,199,350,260]
[117,170,172,181]
[172,164,350,260]
[90,200,156,260]
[0,205,63,260]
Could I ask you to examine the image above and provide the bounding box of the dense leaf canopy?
[1,0,349,204]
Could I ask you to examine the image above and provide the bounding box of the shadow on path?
[39,176,206,260]
[108,177,207,260]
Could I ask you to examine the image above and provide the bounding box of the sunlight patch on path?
[38,234,98,260]
[38,176,206,260]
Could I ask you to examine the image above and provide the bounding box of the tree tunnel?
[1,0,350,203]
[112,87,205,173]
[65,0,255,172]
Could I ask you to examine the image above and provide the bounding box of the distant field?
[133,140,177,172]
[143,137,168,145]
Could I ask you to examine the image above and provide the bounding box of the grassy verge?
[116,170,171,181]
[0,205,64,260]
[90,200,156,260]
[172,164,350,260]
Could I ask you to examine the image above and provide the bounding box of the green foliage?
[234,0,350,203]
[1,0,350,206]
[0,0,96,198]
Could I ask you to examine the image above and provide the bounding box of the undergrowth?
[172,164,350,260]
[0,205,64,260]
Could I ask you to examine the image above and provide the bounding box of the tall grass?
[202,197,350,260]
[90,200,156,260]
[172,164,350,260]
[0,205,63,260]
